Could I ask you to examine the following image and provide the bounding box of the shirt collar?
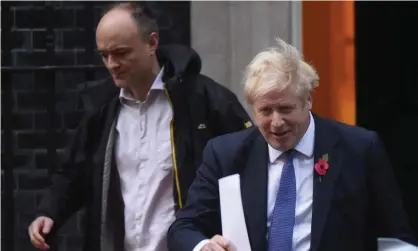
[268,112,315,163]
[119,67,165,102]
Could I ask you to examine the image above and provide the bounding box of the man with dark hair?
[27,2,252,251]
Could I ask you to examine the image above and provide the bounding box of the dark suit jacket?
[167,116,416,251]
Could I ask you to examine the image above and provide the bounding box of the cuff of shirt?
[193,239,210,251]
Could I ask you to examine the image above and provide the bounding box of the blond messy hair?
[243,37,319,104]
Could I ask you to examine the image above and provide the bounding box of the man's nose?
[271,111,284,127]
[106,55,120,70]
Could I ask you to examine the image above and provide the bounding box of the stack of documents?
[219,174,252,251]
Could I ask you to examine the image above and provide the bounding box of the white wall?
[191,1,302,114]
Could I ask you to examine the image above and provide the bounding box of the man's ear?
[148,32,159,55]
[306,93,313,110]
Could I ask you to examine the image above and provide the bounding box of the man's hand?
[28,216,54,250]
[201,235,237,251]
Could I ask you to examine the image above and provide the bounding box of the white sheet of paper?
[378,238,418,251]
[219,174,252,251]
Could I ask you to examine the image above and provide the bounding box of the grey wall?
[191,1,302,114]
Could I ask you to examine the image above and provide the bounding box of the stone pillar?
[191,1,302,114]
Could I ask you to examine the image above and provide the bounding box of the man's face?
[95,10,157,88]
[252,87,312,151]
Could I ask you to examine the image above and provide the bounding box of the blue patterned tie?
[268,150,296,251]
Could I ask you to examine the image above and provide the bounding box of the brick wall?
[1,2,190,251]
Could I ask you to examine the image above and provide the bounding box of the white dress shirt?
[115,68,175,251]
[194,113,315,251]
[267,112,315,251]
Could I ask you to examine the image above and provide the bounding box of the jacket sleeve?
[167,140,222,251]
[366,132,417,245]
[36,112,96,229]
[208,80,253,136]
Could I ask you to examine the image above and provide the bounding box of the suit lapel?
[239,131,269,251]
[310,116,343,251]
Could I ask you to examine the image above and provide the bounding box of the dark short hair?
[102,2,159,40]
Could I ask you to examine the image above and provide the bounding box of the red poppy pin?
[315,153,329,182]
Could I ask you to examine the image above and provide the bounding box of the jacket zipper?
[164,85,183,209]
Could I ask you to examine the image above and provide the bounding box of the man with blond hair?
[166,38,416,251]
